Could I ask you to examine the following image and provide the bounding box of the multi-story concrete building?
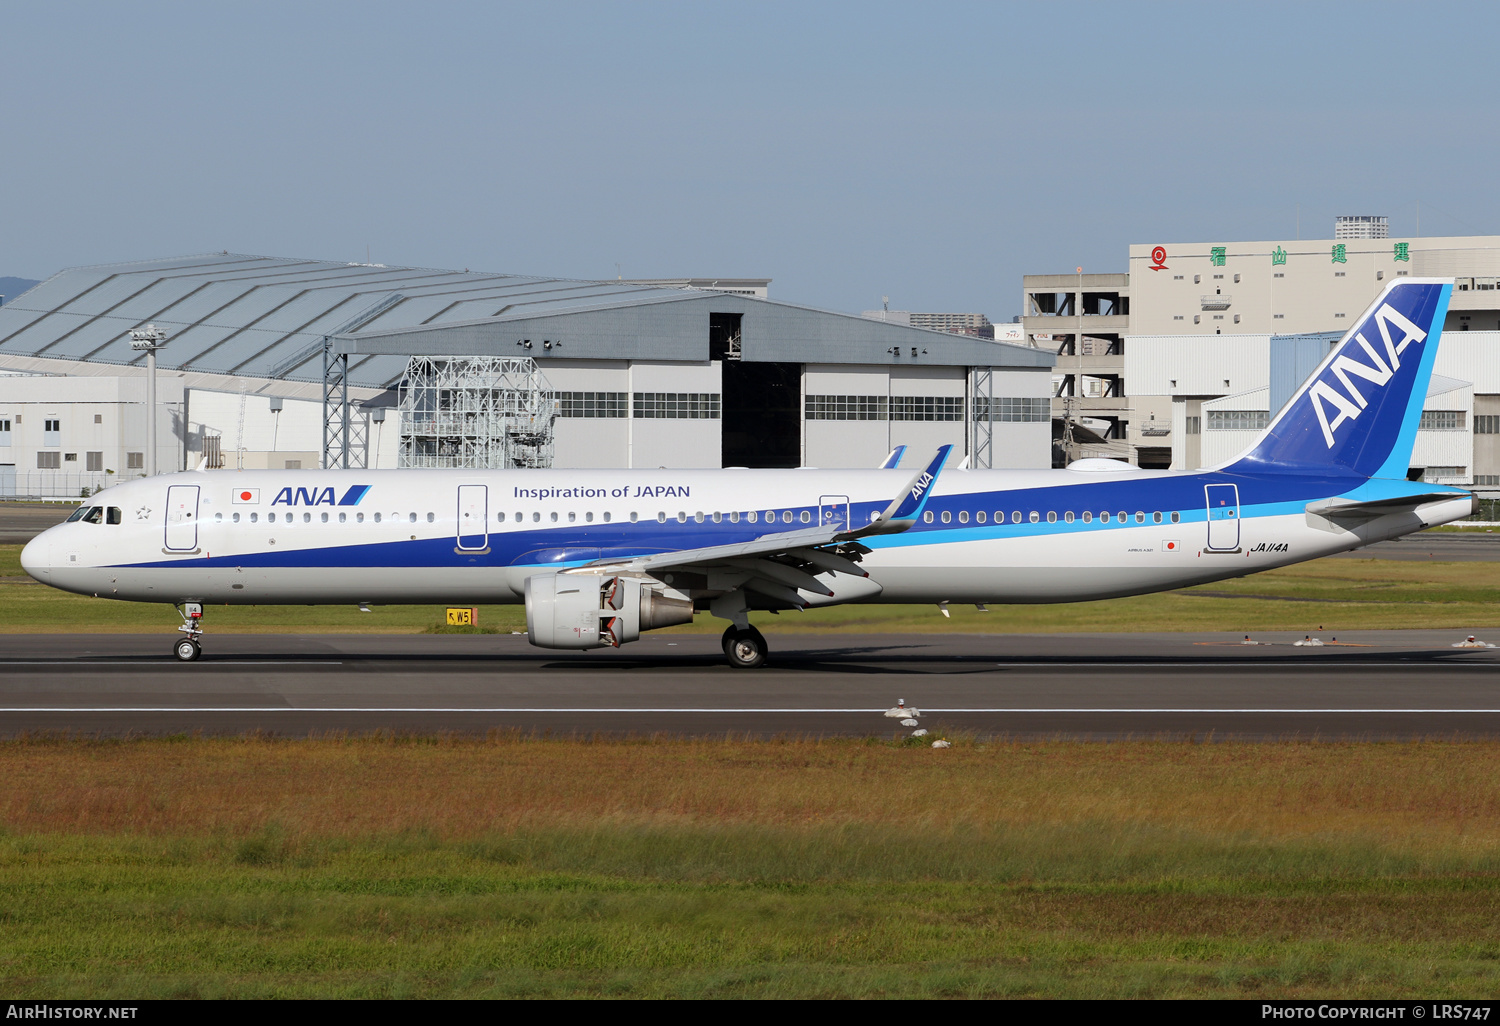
[1024,227,1500,483]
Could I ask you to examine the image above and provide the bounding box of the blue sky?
[3,1,1496,319]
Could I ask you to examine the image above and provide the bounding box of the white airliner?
[21,278,1475,668]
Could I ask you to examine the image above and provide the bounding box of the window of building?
[1274,272,1285,278]
[556,391,628,418]
[1274,313,1285,319]
[1333,313,1346,319]
[1422,466,1467,481]
[127,452,143,469]
[1173,315,1184,320]
[44,419,59,433]
[36,452,60,469]
[1207,410,1270,431]
[1173,275,1184,280]
[86,452,103,471]
[1193,315,1201,324]
[1420,410,1466,431]
[1475,415,1500,434]
[1185,416,1201,435]
[1335,272,1345,277]
[632,392,721,419]
[890,396,965,422]
[805,395,887,420]
[1475,475,1500,486]
[63,452,77,462]
[971,397,1049,422]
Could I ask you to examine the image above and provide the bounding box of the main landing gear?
[721,625,768,669]
[174,602,204,661]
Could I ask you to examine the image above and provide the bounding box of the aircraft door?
[457,484,488,551]
[1204,484,1240,551]
[819,494,850,532]
[164,485,200,551]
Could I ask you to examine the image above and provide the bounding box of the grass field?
[4,543,1500,635]
[1,735,1498,998]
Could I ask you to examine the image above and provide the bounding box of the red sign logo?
[1149,246,1168,271]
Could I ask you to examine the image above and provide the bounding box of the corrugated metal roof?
[0,252,1053,388]
[0,253,699,386]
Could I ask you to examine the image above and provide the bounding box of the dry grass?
[2,736,1500,997]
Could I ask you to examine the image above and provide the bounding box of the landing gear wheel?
[174,638,201,662]
[722,626,767,669]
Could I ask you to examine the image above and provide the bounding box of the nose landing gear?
[175,602,204,661]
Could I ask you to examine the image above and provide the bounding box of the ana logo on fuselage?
[270,485,370,507]
[1307,303,1427,448]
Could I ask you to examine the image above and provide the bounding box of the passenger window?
[940,511,951,524]
[107,507,122,525]
[712,512,721,523]
[338,512,346,523]
[1135,512,1145,523]
[677,512,687,523]
[958,511,969,524]
[730,511,740,523]
[532,512,540,522]
[356,512,363,523]
[586,512,594,523]
[1064,512,1074,523]
[214,512,223,523]
[630,512,639,523]
[799,510,810,524]
[268,512,277,524]
[1083,511,1092,523]
[303,512,312,523]
[603,512,612,523]
[1029,512,1039,523]
[1171,511,1180,523]
[1047,512,1056,523]
[373,513,381,523]
[409,513,418,523]
[251,512,259,523]
[657,512,666,523]
[1100,512,1110,523]
[976,511,986,524]
[321,512,329,523]
[1117,512,1127,522]
[233,512,241,523]
[747,511,757,523]
[568,512,576,523]
[496,512,506,523]
[923,511,934,523]
[695,512,705,523]
[427,513,435,523]
[1010,511,1020,524]
[781,511,792,523]
[548,512,557,523]
[1153,511,1162,524]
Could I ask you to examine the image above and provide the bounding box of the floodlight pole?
[130,324,168,476]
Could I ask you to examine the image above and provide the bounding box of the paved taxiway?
[2,630,1498,739]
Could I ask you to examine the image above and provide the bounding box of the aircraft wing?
[1305,492,1472,518]
[575,446,952,606]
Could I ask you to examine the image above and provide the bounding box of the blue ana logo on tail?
[1231,279,1451,478]
[1308,302,1427,448]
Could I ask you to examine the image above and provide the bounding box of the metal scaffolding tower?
[322,337,368,469]
[398,356,557,469]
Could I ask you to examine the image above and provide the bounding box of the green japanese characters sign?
[1271,246,1287,266]
[1210,247,1226,267]
[1394,242,1410,262]
[1331,244,1347,264]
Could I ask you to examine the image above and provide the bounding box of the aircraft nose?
[20,530,52,579]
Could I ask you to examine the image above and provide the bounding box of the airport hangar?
[0,253,1053,497]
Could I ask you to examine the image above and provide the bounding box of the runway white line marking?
[2,708,1500,715]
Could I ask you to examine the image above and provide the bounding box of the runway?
[2,630,1499,739]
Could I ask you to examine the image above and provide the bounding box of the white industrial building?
[1024,224,1500,487]
[0,254,1053,498]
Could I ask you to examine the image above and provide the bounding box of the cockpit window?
[65,506,90,522]
[107,507,122,525]
[80,507,103,524]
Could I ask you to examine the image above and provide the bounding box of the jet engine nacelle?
[524,572,694,649]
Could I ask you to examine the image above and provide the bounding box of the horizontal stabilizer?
[1306,492,1475,518]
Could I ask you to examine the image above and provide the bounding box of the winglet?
[879,445,907,470]
[853,445,952,536]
